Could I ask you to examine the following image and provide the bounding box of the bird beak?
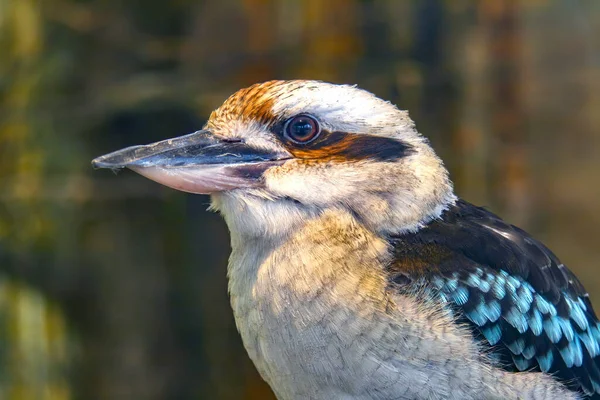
[91,130,289,194]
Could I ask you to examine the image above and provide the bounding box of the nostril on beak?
[220,138,244,144]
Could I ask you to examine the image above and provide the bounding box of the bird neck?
[225,206,394,337]
[213,193,392,306]
[211,191,321,246]
[212,170,456,245]
[226,207,392,296]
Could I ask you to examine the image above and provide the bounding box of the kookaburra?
[93,80,600,400]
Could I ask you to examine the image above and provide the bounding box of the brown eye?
[284,115,320,143]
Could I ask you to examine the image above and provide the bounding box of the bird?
[93,80,600,399]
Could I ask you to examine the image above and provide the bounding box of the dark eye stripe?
[278,129,414,162]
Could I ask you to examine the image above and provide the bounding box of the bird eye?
[284,115,320,143]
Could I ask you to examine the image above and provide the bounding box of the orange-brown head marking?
[207,80,414,163]
[206,81,290,130]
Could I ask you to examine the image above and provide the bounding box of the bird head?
[93,80,455,238]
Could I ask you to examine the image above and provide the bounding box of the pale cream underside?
[222,207,575,400]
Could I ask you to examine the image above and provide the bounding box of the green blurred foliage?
[0,0,599,399]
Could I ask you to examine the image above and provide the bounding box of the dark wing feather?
[389,199,600,398]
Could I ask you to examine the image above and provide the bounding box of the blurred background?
[1,0,599,399]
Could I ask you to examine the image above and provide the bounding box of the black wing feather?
[389,199,600,398]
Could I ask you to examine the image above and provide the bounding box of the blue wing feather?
[390,199,600,398]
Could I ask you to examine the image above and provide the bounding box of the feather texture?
[390,199,600,398]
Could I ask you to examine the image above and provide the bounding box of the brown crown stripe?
[285,130,413,162]
[207,81,287,129]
